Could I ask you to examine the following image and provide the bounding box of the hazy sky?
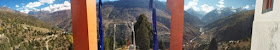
[184,0,256,13]
[1,0,256,13]
[0,0,71,13]
[98,0,256,13]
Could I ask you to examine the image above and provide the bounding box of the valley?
[183,9,254,50]
[96,0,255,50]
[0,7,73,50]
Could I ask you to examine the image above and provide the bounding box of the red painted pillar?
[167,0,184,50]
[71,0,97,50]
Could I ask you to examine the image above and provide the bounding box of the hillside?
[204,10,254,41]
[186,8,206,19]
[0,11,52,29]
[0,7,28,16]
[29,10,72,32]
[184,12,204,28]
[182,12,203,45]
[98,0,203,49]
[188,10,255,50]
[0,10,73,50]
[99,0,170,42]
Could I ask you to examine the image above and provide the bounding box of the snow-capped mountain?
[201,7,248,24]
[186,8,207,19]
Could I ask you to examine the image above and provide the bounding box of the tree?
[159,40,166,50]
[134,14,152,50]
[104,37,113,50]
[208,38,218,50]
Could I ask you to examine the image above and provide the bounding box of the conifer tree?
[134,14,152,50]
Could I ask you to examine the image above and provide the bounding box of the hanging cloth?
[150,0,159,50]
[98,0,104,50]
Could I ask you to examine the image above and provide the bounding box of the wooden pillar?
[167,0,184,50]
[71,0,97,50]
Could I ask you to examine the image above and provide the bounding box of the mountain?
[28,11,51,19]
[0,7,72,50]
[201,7,248,25]
[182,10,254,50]
[204,10,254,41]
[28,10,72,32]
[186,8,206,19]
[96,0,176,49]
[184,11,204,28]
[182,12,204,50]
[98,0,206,49]
[182,12,203,43]
[0,7,29,16]
[199,10,254,50]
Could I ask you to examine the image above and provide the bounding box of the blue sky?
[1,0,255,13]
[184,0,256,13]
[99,0,256,13]
[0,0,71,13]
[156,0,256,13]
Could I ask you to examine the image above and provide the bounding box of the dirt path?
[190,27,204,43]
[45,34,58,50]
[13,34,59,50]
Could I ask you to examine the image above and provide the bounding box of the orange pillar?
[71,0,97,50]
[167,0,184,50]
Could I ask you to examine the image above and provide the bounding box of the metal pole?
[132,22,136,50]
[113,24,116,50]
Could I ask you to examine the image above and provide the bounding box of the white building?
[251,0,280,50]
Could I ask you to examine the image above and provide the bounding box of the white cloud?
[244,5,250,9]
[230,6,236,12]
[21,3,25,5]
[20,9,31,13]
[192,6,200,11]
[218,0,224,5]
[17,2,41,13]
[3,5,6,7]
[24,0,55,9]
[26,2,43,8]
[184,0,199,11]
[18,7,40,13]
[39,0,55,4]
[216,0,225,8]
[184,5,188,10]
[158,0,166,2]
[18,0,70,13]
[15,5,19,7]
[41,1,71,12]
[17,0,60,13]
[201,4,214,13]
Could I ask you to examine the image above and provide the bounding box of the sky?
[99,0,256,13]
[0,0,71,13]
[184,0,256,13]
[1,0,255,13]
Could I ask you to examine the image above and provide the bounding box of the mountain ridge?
[201,7,248,25]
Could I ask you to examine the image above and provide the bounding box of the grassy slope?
[0,11,73,50]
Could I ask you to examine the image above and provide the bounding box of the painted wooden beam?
[71,0,97,50]
[167,0,184,50]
